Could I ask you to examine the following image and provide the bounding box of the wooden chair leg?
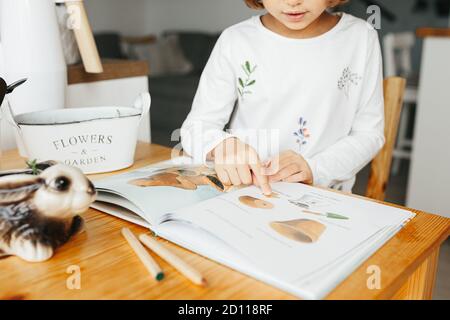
[392,248,440,300]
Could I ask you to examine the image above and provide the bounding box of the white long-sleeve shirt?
[181,13,385,191]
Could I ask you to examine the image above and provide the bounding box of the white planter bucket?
[5,92,151,174]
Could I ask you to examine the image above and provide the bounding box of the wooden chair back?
[366,77,407,201]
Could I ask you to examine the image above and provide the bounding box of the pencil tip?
[156,272,165,281]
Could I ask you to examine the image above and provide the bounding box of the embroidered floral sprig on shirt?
[338,67,362,98]
[238,61,257,99]
[294,117,310,153]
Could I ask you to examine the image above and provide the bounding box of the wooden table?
[0,142,449,300]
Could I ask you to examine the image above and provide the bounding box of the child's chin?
[282,20,311,32]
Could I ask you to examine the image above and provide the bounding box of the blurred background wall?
[85,0,450,73]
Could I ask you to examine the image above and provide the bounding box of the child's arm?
[180,31,271,194]
[180,31,238,163]
[304,30,385,188]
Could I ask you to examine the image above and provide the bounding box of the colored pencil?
[139,234,207,287]
[121,228,164,281]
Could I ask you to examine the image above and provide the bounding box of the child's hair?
[244,0,349,10]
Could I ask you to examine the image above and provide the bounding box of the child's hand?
[211,138,272,195]
[262,150,313,185]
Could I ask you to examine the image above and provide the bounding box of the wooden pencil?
[139,234,207,287]
[121,228,164,281]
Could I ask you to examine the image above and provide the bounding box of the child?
[180,0,385,196]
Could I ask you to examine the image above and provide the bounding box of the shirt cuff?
[303,155,320,187]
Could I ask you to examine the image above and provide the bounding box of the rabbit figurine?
[0,162,96,262]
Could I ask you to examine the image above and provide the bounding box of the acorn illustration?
[270,219,326,243]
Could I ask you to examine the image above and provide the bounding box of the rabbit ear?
[0,161,58,179]
[0,168,36,178]
[0,175,44,205]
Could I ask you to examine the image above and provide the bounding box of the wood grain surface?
[416,28,450,38]
[67,59,149,85]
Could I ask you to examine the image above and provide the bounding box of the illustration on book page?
[128,166,230,192]
[288,193,349,220]
[239,196,274,209]
[270,219,326,243]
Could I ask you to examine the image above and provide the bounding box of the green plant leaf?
[241,65,250,76]
[238,78,244,88]
[247,80,256,86]
[245,61,251,73]
[26,159,39,175]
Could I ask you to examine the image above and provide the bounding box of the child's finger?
[252,172,260,187]
[283,171,308,183]
[237,164,252,185]
[262,154,291,175]
[225,166,242,186]
[269,164,299,182]
[250,162,272,195]
[215,166,231,186]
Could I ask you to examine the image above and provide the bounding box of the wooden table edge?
[377,226,449,299]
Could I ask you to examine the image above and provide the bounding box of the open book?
[92,157,415,299]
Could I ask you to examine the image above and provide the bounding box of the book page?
[91,201,151,228]
[93,158,225,225]
[171,182,414,284]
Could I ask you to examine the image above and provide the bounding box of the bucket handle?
[3,99,31,158]
[133,92,151,123]
[4,99,21,132]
